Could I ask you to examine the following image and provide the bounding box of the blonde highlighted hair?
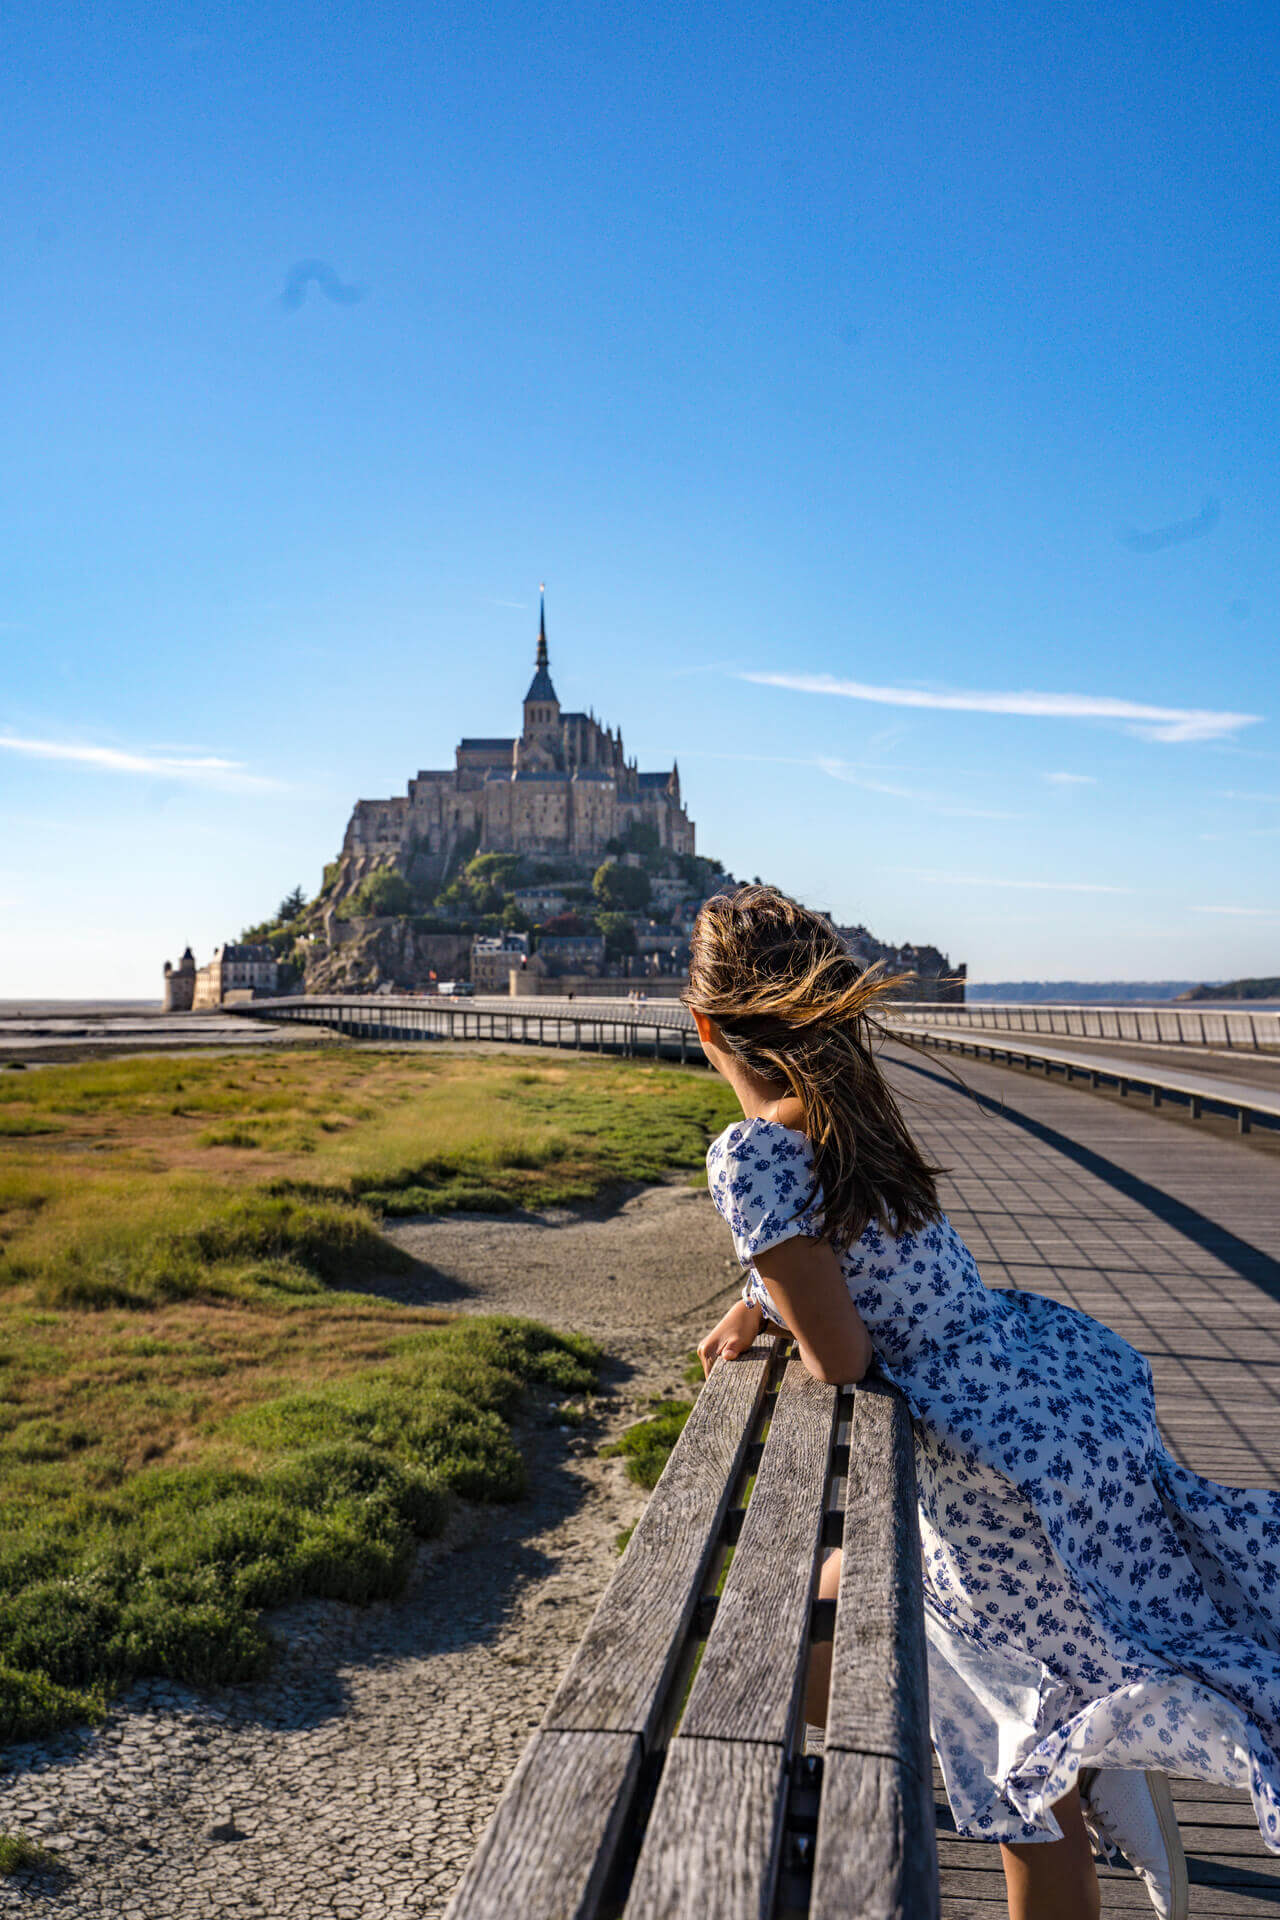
[683,885,943,1248]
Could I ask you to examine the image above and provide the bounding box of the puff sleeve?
[705,1119,825,1327]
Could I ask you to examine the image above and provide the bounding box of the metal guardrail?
[893,1001,1280,1051]
[232,992,700,1060]
[908,1027,1280,1137]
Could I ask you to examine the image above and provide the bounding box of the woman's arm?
[697,1297,764,1376]
[750,1235,872,1385]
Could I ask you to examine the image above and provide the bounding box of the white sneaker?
[1079,1767,1189,1920]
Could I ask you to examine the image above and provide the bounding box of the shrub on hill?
[341,870,414,919]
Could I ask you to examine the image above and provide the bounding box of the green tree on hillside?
[595,911,637,959]
[593,860,651,912]
[346,870,414,918]
[441,851,523,918]
[278,886,307,922]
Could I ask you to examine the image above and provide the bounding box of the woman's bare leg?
[804,1548,841,1727]
[1000,1788,1100,1920]
[807,1554,1097,1919]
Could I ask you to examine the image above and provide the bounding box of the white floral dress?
[707,1116,1280,1847]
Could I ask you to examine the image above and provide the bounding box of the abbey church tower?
[341,589,695,879]
[517,590,562,769]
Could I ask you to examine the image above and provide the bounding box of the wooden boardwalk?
[881,1043,1280,1916]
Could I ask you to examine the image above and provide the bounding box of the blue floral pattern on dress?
[706,1116,1280,1848]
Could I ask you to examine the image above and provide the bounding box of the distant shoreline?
[0,1000,162,1016]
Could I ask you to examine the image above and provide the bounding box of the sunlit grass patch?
[0,1047,731,1761]
[0,1314,598,1745]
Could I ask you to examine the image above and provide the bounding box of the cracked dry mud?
[0,1179,741,1917]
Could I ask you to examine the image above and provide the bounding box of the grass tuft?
[0,1830,63,1876]
[601,1396,696,1490]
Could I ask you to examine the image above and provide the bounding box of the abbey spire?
[524,583,557,705]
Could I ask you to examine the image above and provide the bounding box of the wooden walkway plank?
[546,1338,774,1744]
[443,1729,641,1920]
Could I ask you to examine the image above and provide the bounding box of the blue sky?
[2,1,1277,996]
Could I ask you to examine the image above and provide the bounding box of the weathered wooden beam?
[443,1728,642,1920]
[811,1748,940,1920]
[620,1738,787,1920]
[678,1360,838,1746]
[545,1340,775,1744]
[822,1383,931,1770]
[811,1380,940,1919]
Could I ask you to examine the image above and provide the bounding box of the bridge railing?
[228,991,1280,1057]
[228,993,701,1060]
[890,1000,1280,1051]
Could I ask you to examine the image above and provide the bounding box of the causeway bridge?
[229,991,1280,1913]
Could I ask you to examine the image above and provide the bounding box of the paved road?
[879,1044,1280,1914]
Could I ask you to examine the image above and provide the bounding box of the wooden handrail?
[445,1340,938,1920]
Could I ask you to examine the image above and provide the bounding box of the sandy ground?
[0,1179,741,1919]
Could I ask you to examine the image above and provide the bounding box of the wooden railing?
[445,1338,938,1920]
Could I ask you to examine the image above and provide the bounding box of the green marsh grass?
[0,1047,735,1747]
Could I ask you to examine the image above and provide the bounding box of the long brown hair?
[683,885,943,1248]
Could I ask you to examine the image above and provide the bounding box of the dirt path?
[0,1181,739,1919]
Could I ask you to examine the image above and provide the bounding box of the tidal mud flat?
[0,1180,739,1919]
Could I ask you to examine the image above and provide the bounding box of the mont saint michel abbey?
[342,594,695,873]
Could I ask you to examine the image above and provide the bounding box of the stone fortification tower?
[162,946,197,1011]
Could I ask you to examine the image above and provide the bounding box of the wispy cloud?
[901,869,1131,894]
[1218,790,1280,803]
[490,598,529,611]
[1044,771,1097,786]
[679,748,1017,818]
[814,757,1018,818]
[739,671,1260,744]
[0,734,282,791]
[1193,904,1280,917]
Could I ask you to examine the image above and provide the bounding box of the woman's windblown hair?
[683,885,943,1249]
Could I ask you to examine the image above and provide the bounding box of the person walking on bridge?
[691,886,1280,1920]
